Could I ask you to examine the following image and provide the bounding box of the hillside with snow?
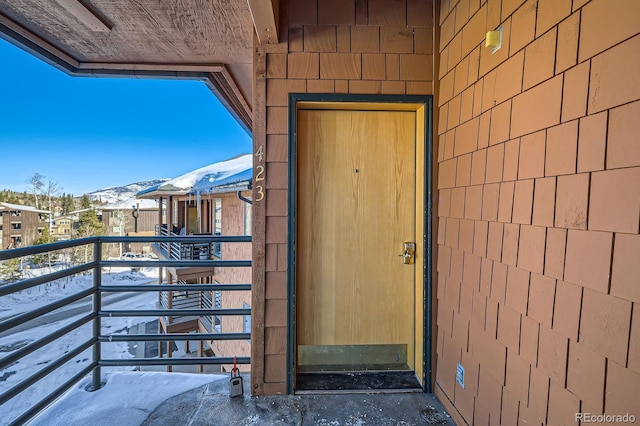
[86,179,169,206]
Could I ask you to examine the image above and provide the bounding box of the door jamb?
[287,93,434,394]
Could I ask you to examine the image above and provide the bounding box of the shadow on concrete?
[142,374,455,425]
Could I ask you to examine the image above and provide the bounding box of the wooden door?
[296,108,419,375]
[187,206,198,234]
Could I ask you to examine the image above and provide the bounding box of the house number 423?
[255,145,265,202]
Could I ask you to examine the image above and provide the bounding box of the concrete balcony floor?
[32,371,455,425]
[143,374,455,426]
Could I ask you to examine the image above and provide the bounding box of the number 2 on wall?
[255,165,265,182]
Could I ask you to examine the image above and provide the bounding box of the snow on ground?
[0,266,166,423]
[29,371,223,426]
[0,265,159,319]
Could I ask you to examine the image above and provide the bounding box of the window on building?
[213,198,222,258]
[172,201,178,228]
[243,302,251,343]
[11,222,21,230]
[213,288,222,333]
[10,211,21,217]
[243,199,252,236]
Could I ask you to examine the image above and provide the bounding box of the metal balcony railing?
[0,234,251,426]
[160,279,201,311]
[155,225,221,260]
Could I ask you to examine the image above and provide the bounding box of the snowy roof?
[0,202,51,214]
[69,208,92,215]
[190,164,252,195]
[100,198,159,210]
[137,154,252,198]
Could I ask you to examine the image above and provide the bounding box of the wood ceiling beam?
[75,63,225,73]
[246,0,279,44]
[53,0,112,33]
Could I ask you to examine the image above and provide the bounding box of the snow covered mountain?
[86,179,169,205]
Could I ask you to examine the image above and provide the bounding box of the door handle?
[399,242,416,264]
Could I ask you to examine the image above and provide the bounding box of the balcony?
[0,235,250,425]
[153,225,226,281]
[0,236,457,425]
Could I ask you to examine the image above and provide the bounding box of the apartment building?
[100,199,160,255]
[137,154,252,370]
[0,202,51,250]
[50,215,73,240]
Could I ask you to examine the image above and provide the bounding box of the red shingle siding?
[435,0,640,423]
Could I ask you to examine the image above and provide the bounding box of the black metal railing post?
[91,240,102,391]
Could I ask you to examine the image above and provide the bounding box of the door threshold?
[296,371,422,392]
[295,388,423,395]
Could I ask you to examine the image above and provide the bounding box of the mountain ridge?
[87,179,169,205]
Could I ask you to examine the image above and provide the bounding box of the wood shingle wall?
[435,0,640,423]
[251,0,437,395]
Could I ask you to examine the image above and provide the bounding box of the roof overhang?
[0,0,281,134]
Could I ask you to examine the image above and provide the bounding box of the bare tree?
[27,173,45,209]
[107,198,132,258]
[45,179,61,214]
[44,180,60,268]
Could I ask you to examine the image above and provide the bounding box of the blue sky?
[0,38,252,196]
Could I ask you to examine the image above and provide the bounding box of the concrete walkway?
[142,374,455,426]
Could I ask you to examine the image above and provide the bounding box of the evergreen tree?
[76,209,105,237]
[61,193,75,215]
[32,226,58,265]
[73,209,105,264]
[80,194,92,209]
[0,259,22,283]
[0,188,70,209]
[34,226,57,245]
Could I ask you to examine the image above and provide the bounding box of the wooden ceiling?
[0,0,279,132]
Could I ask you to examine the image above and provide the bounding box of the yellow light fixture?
[485,26,503,54]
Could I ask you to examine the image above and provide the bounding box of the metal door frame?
[287,93,433,394]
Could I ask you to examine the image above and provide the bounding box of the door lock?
[399,242,416,264]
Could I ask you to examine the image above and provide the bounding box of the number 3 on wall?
[255,185,265,202]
